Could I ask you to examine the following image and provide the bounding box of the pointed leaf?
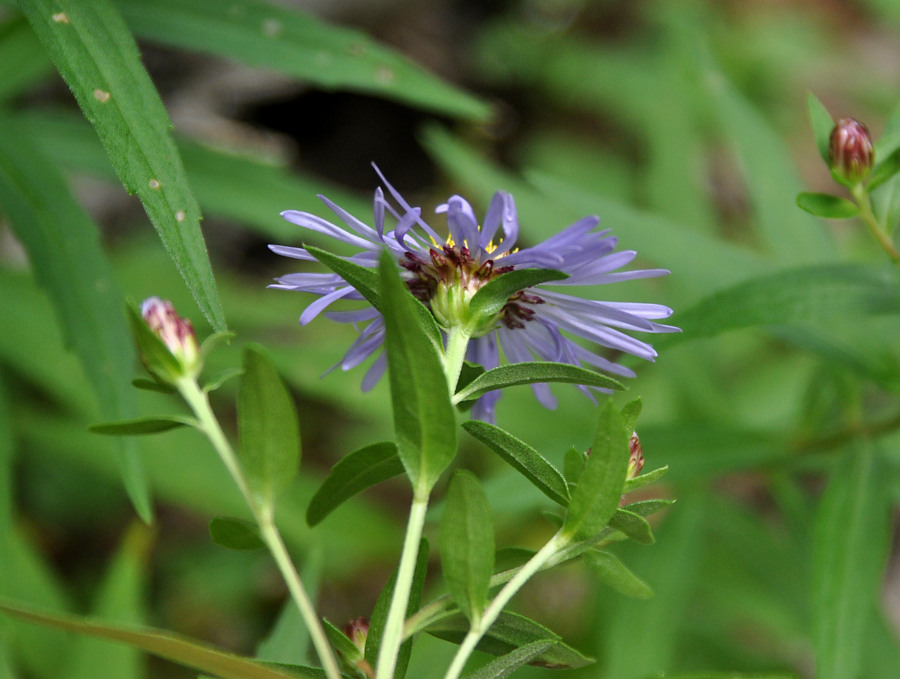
[620,398,642,434]
[454,362,623,404]
[379,251,456,492]
[424,611,593,669]
[306,442,403,527]
[462,421,569,506]
[462,640,558,679]
[365,538,429,679]
[468,269,567,328]
[0,118,151,521]
[89,415,196,436]
[0,600,310,679]
[583,551,653,599]
[622,465,668,493]
[440,471,494,623]
[209,517,265,551]
[866,147,900,192]
[813,445,891,679]
[562,400,630,540]
[607,508,654,544]
[322,620,362,663]
[796,192,859,219]
[563,447,585,488]
[807,92,835,164]
[118,0,490,121]
[18,0,225,331]
[238,344,301,510]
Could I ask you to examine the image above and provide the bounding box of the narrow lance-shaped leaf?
[866,147,900,193]
[439,471,495,624]
[462,421,569,507]
[454,362,623,404]
[583,551,653,600]
[463,640,558,679]
[424,611,593,669]
[562,400,630,541]
[306,442,403,527]
[0,600,306,679]
[807,92,835,164]
[0,117,151,521]
[89,415,197,436]
[813,445,890,679]
[18,0,226,330]
[118,0,491,121]
[379,251,457,492]
[238,345,300,512]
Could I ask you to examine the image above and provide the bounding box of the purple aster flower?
[270,167,678,422]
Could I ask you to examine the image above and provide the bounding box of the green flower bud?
[626,431,644,480]
[829,117,874,184]
[343,617,369,654]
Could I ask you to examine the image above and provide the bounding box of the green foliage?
[238,344,301,512]
[439,470,495,624]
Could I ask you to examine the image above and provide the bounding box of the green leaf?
[467,269,567,329]
[796,192,859,219]
[462,640,558,679]
[379,251,457,492]
[322,619,362,663]
[238,344,301,510]
[866,147,900,192]
[0,600,308,679]
[622,465,668,493]
[439,471,495,624]
[807,92,835,164]
[307,245,442,348]
[813,445,891,679]
[424,611,593,669]
[117,0,490,121]
[89,415,197,435]
[0,117,151,522]
[620,398,642,434]
[454,362,624,404]
[607,508,655,544]
[0,13,53,101]
[131,378,176,394]
[563,447,585,488]
[306,442,403,527]
[18,0,225,331]
[562,400,630,540]
[657,264,900,350]
[583,551,653,599]
[209,517,265,551]
[67,523,151,679]
[365,538,429,679]
[461,421,569,507]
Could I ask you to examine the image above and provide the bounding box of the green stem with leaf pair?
[175,377,343,679]
[851,183,900,262]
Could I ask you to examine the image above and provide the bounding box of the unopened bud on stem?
[139,297,202,381]
[626,431,644,480]
[829,117,874,185]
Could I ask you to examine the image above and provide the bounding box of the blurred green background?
[1,1,899,678]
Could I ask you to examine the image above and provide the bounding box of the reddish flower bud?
[829,117,874,184]
[626,431,644,480]
[140,297,201,380]
[343,616,369,654]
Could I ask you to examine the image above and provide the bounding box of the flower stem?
[175,378,343,679]
[376,490,430,679]
[442,325,471,396]
[442,533,567,679]
[852,184,900,262]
